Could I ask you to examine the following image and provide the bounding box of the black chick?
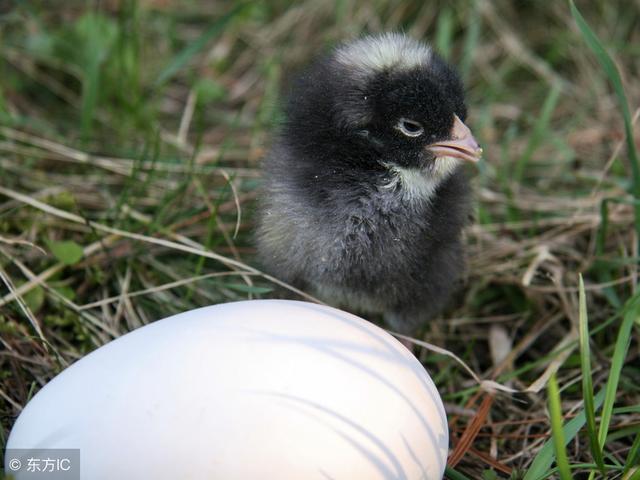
[257,33,482,335]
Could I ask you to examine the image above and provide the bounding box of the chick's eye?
[396,118,424,137]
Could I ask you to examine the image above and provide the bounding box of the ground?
[0,1,639,478]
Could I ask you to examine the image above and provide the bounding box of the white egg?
[6,300,448,480]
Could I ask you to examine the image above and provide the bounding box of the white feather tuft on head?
[335,33,432,77]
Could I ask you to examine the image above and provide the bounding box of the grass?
[1,0,639,478]
[548,374,572,480]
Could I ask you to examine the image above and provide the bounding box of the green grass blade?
[627,466,640,480]
[570,0,640,236]
[623,433,640,476]
[595,198,622,308]
[578,274,606,473]
[154,3,249,88]
[435,6,454,60]
[459,1,481,83]
[524,389,606,480]
[155,3,249,87]
[514,84,560,182]
[548,374,573,480]
[598,293,640,449]
[73,13,119,140]
[81,59,101,139]
[445,466,473,480]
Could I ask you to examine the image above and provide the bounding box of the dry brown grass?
[1,1,639,477]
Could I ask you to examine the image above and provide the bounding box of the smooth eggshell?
[6,300,448,479]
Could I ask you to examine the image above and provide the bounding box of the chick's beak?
[427,114,482,163]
